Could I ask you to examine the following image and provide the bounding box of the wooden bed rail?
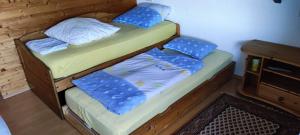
[54,34,180,92]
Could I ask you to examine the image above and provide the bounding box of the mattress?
[32,21,177,79]
[65,50,233,135]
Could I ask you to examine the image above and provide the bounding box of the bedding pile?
[73,48,203,115]
[26,38,69,55]
[26,17,120,55]
[26,3,171,55]
[113,3,171,28]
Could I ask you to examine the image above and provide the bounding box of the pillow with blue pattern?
[113,3,171,28]
[164,36,217,60]
[139,3,171,20]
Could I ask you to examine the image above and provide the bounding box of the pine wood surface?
[0,0,136,98]
[241,40,300,117]
[0,74,240,135]
[242,40,300,67]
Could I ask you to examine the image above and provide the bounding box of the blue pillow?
[164,36,217,59]
[113,6,162,28]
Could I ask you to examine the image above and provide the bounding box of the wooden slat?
[0,0,136,98]
[0,34,11,42]
[0,0,106,20]
[0,61,22,70]
[1,83,29,99]
[0,53,20,63]
[0,67,24,80]
[0,28,9,35]
[1,79,28,92]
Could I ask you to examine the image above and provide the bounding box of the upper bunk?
[19,21,177,79]
[15,17,179,95]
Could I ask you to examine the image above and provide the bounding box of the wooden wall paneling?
[0,0,136,98]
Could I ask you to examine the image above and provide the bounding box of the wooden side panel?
[0,0,136,98]
[15,39,63,117]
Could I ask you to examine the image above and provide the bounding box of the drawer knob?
[278,97,284,103]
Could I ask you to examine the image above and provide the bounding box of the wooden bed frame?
[14,14,180,119]
[14,3,235,134]
[63,62,235,135]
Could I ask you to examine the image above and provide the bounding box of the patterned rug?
[177,94,300,135]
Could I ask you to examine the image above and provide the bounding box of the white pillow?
[45,17,120,45]
[138,3,171,20]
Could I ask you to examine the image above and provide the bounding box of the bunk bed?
[15,4,179,119]
[14,1,235,134]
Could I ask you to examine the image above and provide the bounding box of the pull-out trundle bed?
[63,49,234,135]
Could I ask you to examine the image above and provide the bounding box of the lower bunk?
[63,49,234,135]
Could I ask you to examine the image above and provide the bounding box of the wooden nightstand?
[240,40,300,117]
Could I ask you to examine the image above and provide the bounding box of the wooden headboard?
[0,0,136,99]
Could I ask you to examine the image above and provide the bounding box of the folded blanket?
[73,48,203,115]
[26,38,68,55]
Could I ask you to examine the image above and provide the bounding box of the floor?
[0,91,80,135]
[0,78,241,135]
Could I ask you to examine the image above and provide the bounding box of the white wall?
[137,0,300,75]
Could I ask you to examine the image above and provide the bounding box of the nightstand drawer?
[258,84,300,112]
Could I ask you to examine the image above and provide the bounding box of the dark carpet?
[177,94,300,135]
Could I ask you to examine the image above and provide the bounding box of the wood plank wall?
[0,0,136,99]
